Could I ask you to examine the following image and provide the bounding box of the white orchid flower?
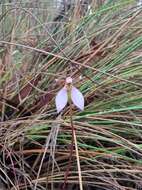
[55,77,84,113]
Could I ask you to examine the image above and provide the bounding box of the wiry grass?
[0,0,142,189]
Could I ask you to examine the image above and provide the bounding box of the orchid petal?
[71,86,84,111]
[55,87,68,113]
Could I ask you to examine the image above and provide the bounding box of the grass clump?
[0,0,142,189]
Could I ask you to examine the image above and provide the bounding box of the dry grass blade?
[1,0,142,190]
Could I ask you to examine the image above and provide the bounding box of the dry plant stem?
[72,123,83,190]
[33,132,52,190]
[63,97,83,190]
[62,103,74,190]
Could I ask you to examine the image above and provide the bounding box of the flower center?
[66,77,73,84]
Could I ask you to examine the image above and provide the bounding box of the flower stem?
[62,85,83,190]
[70,105,83,190]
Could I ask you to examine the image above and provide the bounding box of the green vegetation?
[0,0,142,189]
